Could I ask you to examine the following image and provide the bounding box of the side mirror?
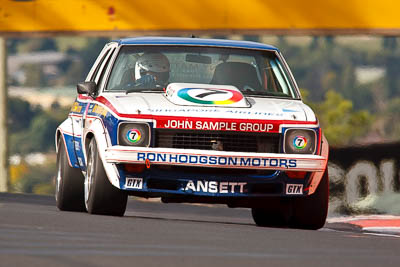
[77,81,97,96]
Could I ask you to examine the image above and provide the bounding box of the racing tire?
[290,169,329,230]
[251,198,291,227]
[55,137,86,212]
[85,138,128,216]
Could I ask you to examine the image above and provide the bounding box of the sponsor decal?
[161,119,275,132]
[286,184,303,195]
[125,177,143,189]
[70,102,83,113]
[147,108,286,117]
[137,152,297,168]
[177,88,243,105]
[293,136,307,149]
[184,180,247,194]
[90,104,108,117]
[77,157,84,167]
[126,129,141,143]
[74,141,81,151]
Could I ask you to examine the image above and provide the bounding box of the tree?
[302,89,372,147]
[11,159,56,195]
[8,97,68,154]
[383,97,400,139]
[8,97,41,133]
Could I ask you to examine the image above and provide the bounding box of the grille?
[155,129,281,153]
[147,178,180,191]
[155,165,278,176]
[249,183,283,194]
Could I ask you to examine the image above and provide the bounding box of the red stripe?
[78,95,319,133]
[78,94,93,100]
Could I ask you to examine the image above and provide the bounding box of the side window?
[97,48,116,91]
[91,48,113,83]
[86,46,111,82]
[93,48,115,84]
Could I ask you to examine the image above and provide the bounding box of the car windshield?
[105,46,298,98]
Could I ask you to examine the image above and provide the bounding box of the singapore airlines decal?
[165,83,249,107]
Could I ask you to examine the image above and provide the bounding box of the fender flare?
[82,117,121,189]
[307,133,329,195]
[55,118,80,169]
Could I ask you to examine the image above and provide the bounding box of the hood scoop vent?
[164,83,249,107]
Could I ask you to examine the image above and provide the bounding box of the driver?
[134,52,170,88]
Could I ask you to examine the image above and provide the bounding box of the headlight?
[284,129,316,154]
[118,123,150,147]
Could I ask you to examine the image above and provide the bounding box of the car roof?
[115,37,279,52]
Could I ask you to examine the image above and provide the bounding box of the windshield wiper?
[243,91,290,98]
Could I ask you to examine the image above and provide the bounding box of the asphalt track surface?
[0,193,399,267]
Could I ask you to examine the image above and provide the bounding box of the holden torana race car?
[55,37,329,229]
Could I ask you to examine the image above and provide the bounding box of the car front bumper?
[104,146,327,172]
[103,146,327,198]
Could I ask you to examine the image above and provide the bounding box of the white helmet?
[135,53,170,84]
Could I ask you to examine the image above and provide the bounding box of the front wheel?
[290,169,329,230]
[85,138,127,216]
[251,169,329,230]
[251,198,291,227]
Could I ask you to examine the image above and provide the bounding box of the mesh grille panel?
[155,130,281,153]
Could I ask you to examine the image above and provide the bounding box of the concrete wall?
[328,143,400,215]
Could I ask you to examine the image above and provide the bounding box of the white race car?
[55,37,329,229]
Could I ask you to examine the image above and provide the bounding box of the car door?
[70,43,118,170]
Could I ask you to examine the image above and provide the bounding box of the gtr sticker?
[126,129,141,143]
[286,184,303,195]
[125,178,143,189]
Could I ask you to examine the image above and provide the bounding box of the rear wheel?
[85,138,127,216]
[290,169,329,230]
[55,137,86,212]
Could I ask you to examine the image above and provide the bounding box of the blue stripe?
[116,37,279,51]
[63,133,84,169]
